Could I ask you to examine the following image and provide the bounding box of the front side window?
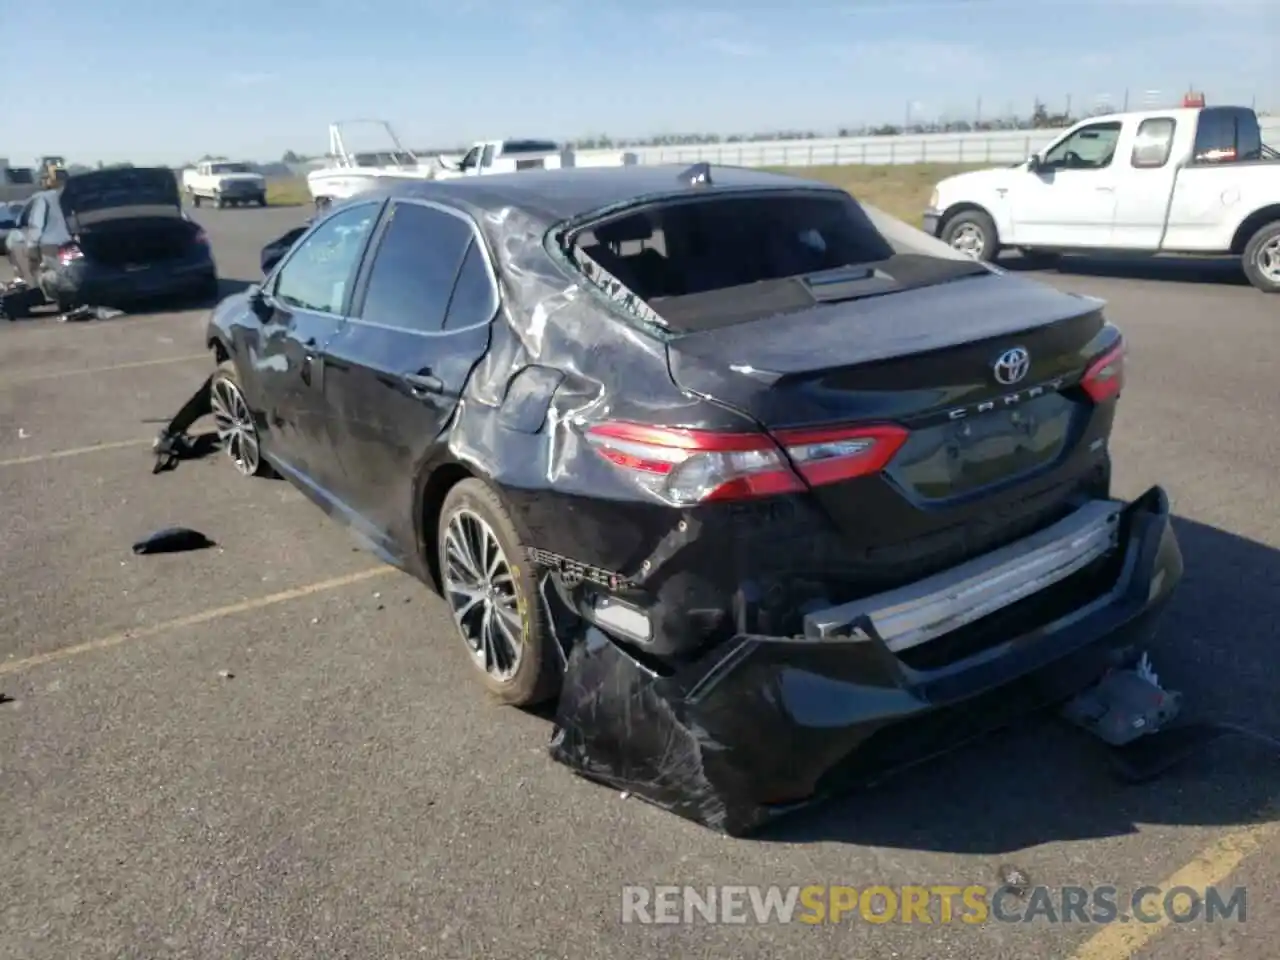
[1042,122,1123,171]
[273,202,378,313]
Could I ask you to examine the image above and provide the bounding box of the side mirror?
[1026,154,1041,172]
[249,286,273,321]
[261,250,284,274]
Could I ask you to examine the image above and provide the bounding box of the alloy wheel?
[210,376,261,476]
[441,508,524,683]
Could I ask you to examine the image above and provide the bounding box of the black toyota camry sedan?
[204,164,1182,835]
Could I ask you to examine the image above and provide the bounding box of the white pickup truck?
[432,139,637,179]
[924,105,1280,292]
[182,160,268,208]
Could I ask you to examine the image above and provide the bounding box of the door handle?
[402,371,443,395]
[1095,186,1116,192]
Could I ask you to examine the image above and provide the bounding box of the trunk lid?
[665,271,1115,532]
[59,167,182,228]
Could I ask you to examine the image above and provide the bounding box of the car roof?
[366,164,846,226]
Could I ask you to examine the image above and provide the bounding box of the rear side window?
[1193,107,1263,163]
[1131,118,1176,168]
[443,240,499,329]
[358,202,473,333]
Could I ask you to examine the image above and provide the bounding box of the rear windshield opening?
[565,192,987,333]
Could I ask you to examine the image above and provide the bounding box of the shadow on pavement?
[757,515,1280,851]
[1004,253,1250,287]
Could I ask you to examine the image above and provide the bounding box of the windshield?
[566,190,984,332]
[209,162,252,174]
[352,151,417,167]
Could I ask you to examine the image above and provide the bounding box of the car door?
[1008,120,1124,248]
[321,199,496,556]
[250,199,383,491]
[1110,116,1180,249]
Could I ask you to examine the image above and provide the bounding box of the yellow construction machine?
[38,156,68,188]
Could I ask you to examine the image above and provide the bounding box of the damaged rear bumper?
[49,258,216,307]
[549,485,1182,836]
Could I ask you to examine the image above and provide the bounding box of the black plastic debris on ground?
[1,281,42,321]
[132,527,217,555]
[152,374,215,473]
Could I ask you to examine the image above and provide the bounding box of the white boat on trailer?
[306,120,438,209]
[307,122,641,209]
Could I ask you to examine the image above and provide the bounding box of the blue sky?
[5,0,1276,165]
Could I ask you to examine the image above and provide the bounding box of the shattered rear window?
[564,191,987,334]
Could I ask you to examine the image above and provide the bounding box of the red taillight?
[193,229,210,246]
[1081,341,1125,403]
[57,243,83,265]
[583,421,908,505]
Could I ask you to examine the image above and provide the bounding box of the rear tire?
[436,478,560,707]
[257,194,268,207]
[214,193,227,209]
[190,192,202,208]
[941,209,1000,261]
[1242,220,1280,293]
[210,360,273,478]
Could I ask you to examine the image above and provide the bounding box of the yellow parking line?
[0,438,156,467]
[0,353,208,386]
[0,566,397,678]
[1068,812,1280,960]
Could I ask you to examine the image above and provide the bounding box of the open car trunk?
[74,217,203,266]
[59,167,198,265]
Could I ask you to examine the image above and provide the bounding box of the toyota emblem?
[993,347,1031,385]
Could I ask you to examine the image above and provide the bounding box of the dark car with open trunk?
[5,167,217,311]
[203,164,1182,834]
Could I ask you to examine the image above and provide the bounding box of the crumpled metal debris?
[131,527,216,554]
[152,374,214,473]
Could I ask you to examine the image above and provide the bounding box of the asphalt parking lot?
[2,204,1278,960]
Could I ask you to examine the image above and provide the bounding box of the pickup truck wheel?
[1242,221,1280,293]
[436,478,560,708]
[214,194,227,209]
[190,192,202,208]
[942,210,999,261]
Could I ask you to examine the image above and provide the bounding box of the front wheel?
[941,210,1000,261]
[214,193,227,209]
[190,192,202,208]
[1242,220,1280,293]
[210,360,272,477]
[436,478,560,707]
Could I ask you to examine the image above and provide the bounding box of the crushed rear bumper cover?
[548,486,1182,836]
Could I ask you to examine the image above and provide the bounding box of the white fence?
[569,116,1280,168]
